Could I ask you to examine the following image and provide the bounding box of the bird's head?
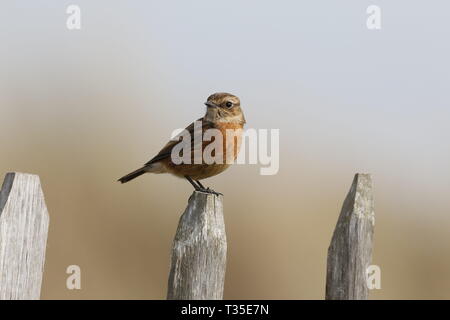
[204,92,246,124]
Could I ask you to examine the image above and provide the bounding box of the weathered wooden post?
[326,173,374,300]
[0,172,50,300]
[167,191,227,300]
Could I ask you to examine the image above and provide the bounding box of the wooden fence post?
[0,172,50,300]
[326,173,374,300]
[167,191,227,300]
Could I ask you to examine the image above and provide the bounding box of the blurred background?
[1,1,449,299]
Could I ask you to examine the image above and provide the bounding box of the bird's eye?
[225,101,233,108]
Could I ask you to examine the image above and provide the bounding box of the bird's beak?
[205,101,218,108]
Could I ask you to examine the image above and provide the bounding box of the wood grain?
[0,173,50,300]
[326,173,375,300]
[167,191,227,300]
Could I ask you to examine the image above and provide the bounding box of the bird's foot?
[196,187,222,196]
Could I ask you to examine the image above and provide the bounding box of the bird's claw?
[197,187,222,196]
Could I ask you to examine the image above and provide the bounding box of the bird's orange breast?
[161,121,244,180]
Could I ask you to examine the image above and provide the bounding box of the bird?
[118,92,246,195]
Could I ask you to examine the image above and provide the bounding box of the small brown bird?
[118,92,246,195]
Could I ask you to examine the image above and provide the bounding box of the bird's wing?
[145,118,215,166]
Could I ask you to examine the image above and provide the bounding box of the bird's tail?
[118,167,146,184]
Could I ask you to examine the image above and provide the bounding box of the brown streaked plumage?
[118,92,246,195]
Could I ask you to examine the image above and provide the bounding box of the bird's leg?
[185,176,222,196]
[196,179,223,196]
[195,180,206,189]
[185,176,202,191]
